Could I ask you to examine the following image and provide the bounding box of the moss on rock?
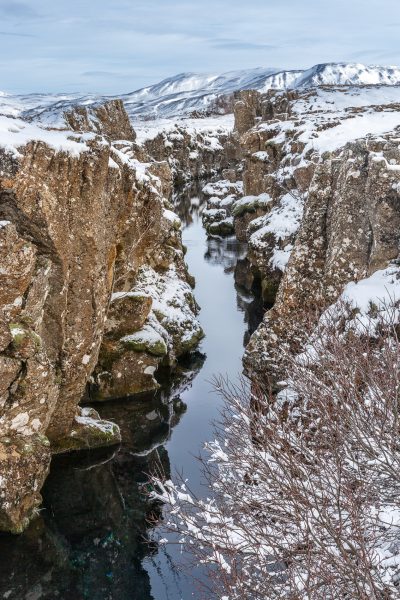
[207,218,235,236]
[120,325,168,357]
[51,408,121,455]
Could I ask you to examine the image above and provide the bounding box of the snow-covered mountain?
[1,63,400,123]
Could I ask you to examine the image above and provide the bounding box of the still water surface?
[0,186,264,600]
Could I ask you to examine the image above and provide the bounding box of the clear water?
[0,186,264,600]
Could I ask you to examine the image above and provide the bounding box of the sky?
[1,0,400,94]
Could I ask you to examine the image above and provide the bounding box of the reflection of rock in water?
[204,230,266,347]
[234,257,267,346]
[0,445,157,600]
[235,256,255,291]
[175,180,266,348]
[172,181,204,228]
[204,235,247,274]
[236,284,265,348]
[0,352,205,600]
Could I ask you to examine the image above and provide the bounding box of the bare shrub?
[152,302,400,599]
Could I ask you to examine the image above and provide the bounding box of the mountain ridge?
[1,62,400,122]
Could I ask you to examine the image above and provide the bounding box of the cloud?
[82,71,127,79]
[0,1,39,19]
[348,49,400,62]
[1,0,399,94]
[212,38,276,51]
[0,30,35,37]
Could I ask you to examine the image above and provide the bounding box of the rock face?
[230,87,400,384]
[245,134,400,381]
[0,100,202,532]
[63,100,136,142]
[138,120,240,185]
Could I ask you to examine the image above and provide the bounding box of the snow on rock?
[343,265,400,313]
[254,86,400,187]
[326,265,400,333]
[248,193,304,272]
[137,116,235,184]
[232,193,272,217]
[301,110,400,155]
[132,265,204,356]
[0,113,93,158]
[201,179,244,236]
[242,82,400,384]
[133,115,234,145]
[202,179,243,198]
[163,208,182,230]
[121,322,168,357]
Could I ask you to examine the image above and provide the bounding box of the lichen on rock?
[0,99,204,532]
[233,86,400,385]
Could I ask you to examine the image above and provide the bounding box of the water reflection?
[146,183,267,598]
[0,358,204,600]
[0,180,265,600]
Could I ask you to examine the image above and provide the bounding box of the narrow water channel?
[144,186,264,599]
[0,184,264,600]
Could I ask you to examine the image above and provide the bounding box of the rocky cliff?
[2,82,400,534]
[134,116,239,186]
[198,86,400,385]
[0,101,202,532]
[228,86,400,384]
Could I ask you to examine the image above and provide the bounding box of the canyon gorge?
[0,63,400,598]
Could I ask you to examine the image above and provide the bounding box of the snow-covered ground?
[0,113,95,157]
[254,85,400,186]
[133,114,234,144]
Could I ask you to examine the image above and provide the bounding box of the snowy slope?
[261,63,400,91]
[1,63,400,122]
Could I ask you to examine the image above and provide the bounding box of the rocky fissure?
[196,86,400,386]
[1,81,400,535]
[241,91,400,384]
[0,100,202,532]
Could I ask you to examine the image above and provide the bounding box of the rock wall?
[245,134,400,381]
[230,88,400,384]
[0,101,201,532]
[140,122,240,186]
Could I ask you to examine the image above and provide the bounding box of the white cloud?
[0,0,399,93]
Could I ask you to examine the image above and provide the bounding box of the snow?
[202,179,243,198]
[131,265,203,352]
[308,265,400,342]
[338,265,400,332]
[263,62,400,90]
[111,259,203,358]
[163,209,182,229]
[232,192,272,216]
[251,84,400,191]
[250,194,302,240]
[111,290,151,302]
[292,85,400,116]
[121,323,167,353]
[2,63,400,122]
[130,115,234,144]
[0,113,93,158]
[248,193,304,272]
[343,266,400,313]
[110,146,151,183]
[302,110,400,154]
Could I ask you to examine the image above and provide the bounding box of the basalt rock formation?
[140,121,240,186]
[2,81,400,534]
[0,100,202,532]
[227,87,400,384]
